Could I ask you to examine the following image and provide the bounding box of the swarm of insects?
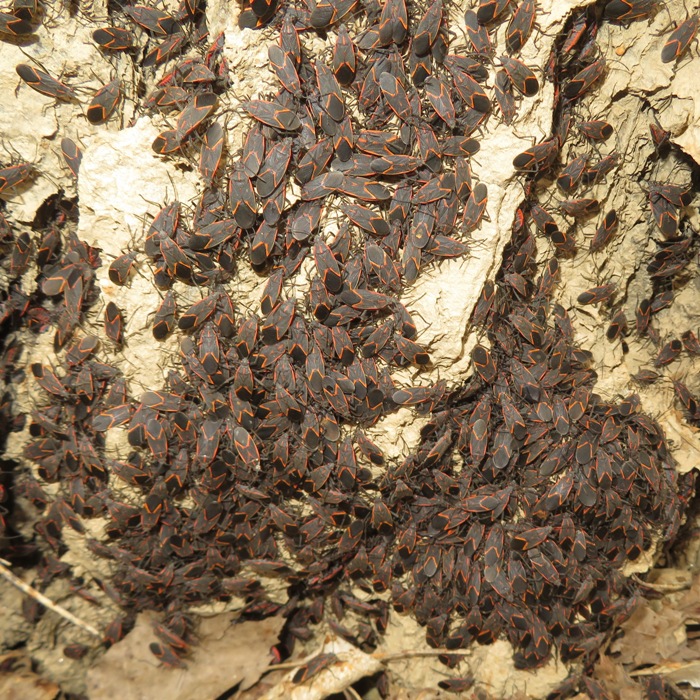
[1,0,698,696]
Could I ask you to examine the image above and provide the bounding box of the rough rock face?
[0,0,698,697]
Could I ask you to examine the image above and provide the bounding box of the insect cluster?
[0,0,698,695]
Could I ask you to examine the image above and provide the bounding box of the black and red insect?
[313,237,343,293]
[648,191,679,238]
[333,24,356,86]
[494,70,517,124]
[124,4,181,34]
[654,338,682,367]
[104,302,124,345]
[149,642,186,669]
[589,210,618,252]
[179,294,218,331]
[229,168,257,229]
[0,163,35,196]
[292,653,338,684]
[471,344,497,383]
[199,121,224,184]
[463,9,492,54]
[87,79,121,125]
[604,0,658,23]
[577,283,616,306]
[559,198,599,218]
[661,15,699,63]
[176,92,217,140]
[152,129,182,155]
[152,291,176,340]
[463,183,488,232]
[557,154,589,193]
[506,0,535,53]
[394,334,430,366]
[476,0,510,25]
[144,34,187,67]
[109,252,138,286]
[0,11,33,35]
[513,139,558,172]
[412,0,442,56]
[424,77,456,128]
[16,63,76,101]
[379,72,413,123]
[93,26,135,50]
[500,55,539,96]
[606,308,628,341]
[378,0,408,46]
[268,44,301,96]
[244,99,301,132]
[577,120,613,142]
[60,138,82,178]
[563,58,606,100]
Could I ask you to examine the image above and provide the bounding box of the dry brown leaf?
[0,675,60,700]
[592,654,641,699]
[679,574,700,618]
[633,660,700,689]
[663,660,700,689]
[614,573,700,674]
[0,652,60,700]
[259,638,383,700]
[86,611,284,700]
[646,569,693,591]
[620,688,645,700]
[614,604,686,665]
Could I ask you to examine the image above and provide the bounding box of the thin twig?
[372,649,471,662]
[263,647,470,677]
[631,573,692,593]
[344,686,363,700]
[0,558,101,637]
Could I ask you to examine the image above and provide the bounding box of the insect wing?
[176,92,217,139]
[661,15,699,63]
[16,64,76,101]
[93,26,135,50]
[506,0,535,53]
[333,25,356,85]
[87,78,121,124]
[199,121,225,184]
[60,138,82,178]
[0,11,33,35]
[234,426,260,469]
